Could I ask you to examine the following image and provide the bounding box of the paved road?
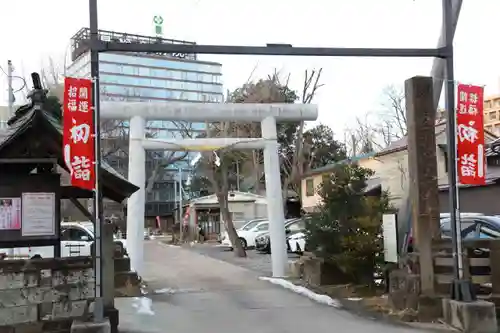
[116,241,430,333]
[184,242,299,275]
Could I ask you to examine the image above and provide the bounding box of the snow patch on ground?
[259,276,342,308]
[132,297,155,315]
[154,287,177,294]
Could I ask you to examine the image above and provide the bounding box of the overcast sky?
[0,0,499,136]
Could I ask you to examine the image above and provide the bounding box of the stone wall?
[0,257,94,331]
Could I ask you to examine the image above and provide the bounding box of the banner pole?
[89,0,104,322]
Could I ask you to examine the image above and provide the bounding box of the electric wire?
[0,65,27,93]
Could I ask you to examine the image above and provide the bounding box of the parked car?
[217,218,267,243]
[440,215,500,240]
[440,212,484,219]
[0,221,128,259]
[255,218,306,253]
[407,215,500,253]
[220,220,270,249]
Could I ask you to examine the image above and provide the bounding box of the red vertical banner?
[456,84,485,185]
[63,77,95,191]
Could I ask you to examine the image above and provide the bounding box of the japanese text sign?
[456,84,485,185]
[63,77,95,191]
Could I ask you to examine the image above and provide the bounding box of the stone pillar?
[262,116,287,277]
[102,223,115,307]
[405,76,440,295]
[102,223,118,333]
[126,115,146,275]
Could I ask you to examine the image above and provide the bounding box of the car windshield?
[481,216,500,225]
[75,223,121,239]
[242,220,266,231]
[252,222,269,231]
[440,218,475,231]
[287,220,305,232]
[83,224,94,235]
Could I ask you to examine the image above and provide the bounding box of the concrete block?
[442,298,497,333]
[287,260,303,278]
[51,300,89,319]
[0,273,37,291]
[13,323,43,333]
[71,319,110,333]
[0,306,37,326]
[113,257,130,273]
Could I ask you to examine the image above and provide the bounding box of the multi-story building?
[484,94,500,135]
[436,94,500,135]
[0,106,10,129]
[67,28,224,221]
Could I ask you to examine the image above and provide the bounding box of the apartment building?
[484,94,500,135]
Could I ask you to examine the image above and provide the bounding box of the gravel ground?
[182,242,299,276]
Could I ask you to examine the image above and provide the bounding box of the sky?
[0,0,499,137]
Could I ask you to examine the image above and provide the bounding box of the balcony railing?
[70,27,197,62]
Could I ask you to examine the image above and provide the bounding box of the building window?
[305,179,315,197]
[99,84,223,103]
[99,74,223,94]
[100,53,222,73]
[321,174,330,186]
[489,112,497,120]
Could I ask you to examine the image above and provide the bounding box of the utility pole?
[6,61,13,259]
[178,167,184,241]
[7,60,14,117]
[89,0,104,322]
[236,161,240,191]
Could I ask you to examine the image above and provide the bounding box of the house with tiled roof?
[301,121,500,212]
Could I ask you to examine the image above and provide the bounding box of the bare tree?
[377,85,407,143]
[343,85,408,155]
[280,68,324,203]
[143,123,195,194]
[344,115,385,157]
[195,122,249,257]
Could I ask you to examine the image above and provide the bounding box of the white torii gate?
[100,101,318,277]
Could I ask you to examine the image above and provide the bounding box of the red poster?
[456,84,485,185]
[63,77,95,191]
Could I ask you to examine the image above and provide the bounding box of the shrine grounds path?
[116,241,435,333]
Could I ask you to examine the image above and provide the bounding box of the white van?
[0,221,127,259]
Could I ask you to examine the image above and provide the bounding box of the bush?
[304,163,392,285]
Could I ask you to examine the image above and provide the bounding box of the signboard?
[456,84,486,185]
[63,77,95,191]
[21,193,56,236]
[153,15,163,36]
[382,214,398,263]
[0,198,21,230]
